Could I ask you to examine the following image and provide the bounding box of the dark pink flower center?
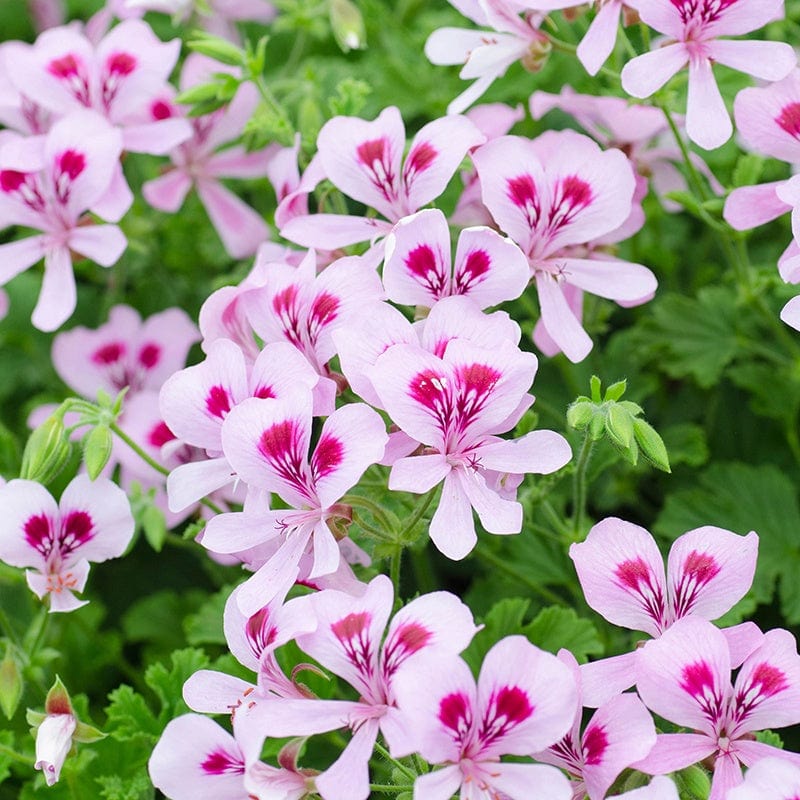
[93,342,125,364]
[669,0,739,27]
[246,606,277,660]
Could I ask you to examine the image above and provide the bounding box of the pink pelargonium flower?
[159,338,323,513]
[533,649,657,800]
[570,517,761,706]
[634,617,800,799]
[621,0,795,150]
[236,574,478,800]
[279,106,485,251]
[472,130,657,362]
[238,249,385,403]
[382,207,530,309]
[369,338,572,559]
[10,20,191,157]
[727,757,800,800]
[149,714,250,800]
[424,0,552,114]
[202,390,388,615]
[0,475,134,612]
[142,54,271,259]
[530,85,723,213]
[0,44,53,135]
[52,304,199,399]
[390,635,577,800]
[0,111,127,331]
[724,70,800,284]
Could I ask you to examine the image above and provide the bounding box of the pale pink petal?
[34,712,76,785]
[569,517,667,637]
[724,182,790,231]
[735,740,800,770]
[429,470,476,560]
[90,162,133,223]
[710,752,743,800]
[708,40,796,83]
[199,509,282,555]
[636,617,731,736]
[559,257,657,302]
[704,0,785,37]
[473,430,571,475]
[581,694,657,800]
[731,628,800,734]
[182,669,255,714]
[633,733,717,775]
[579,651,638,707]
[490,762,573,800]
[148,714,246,800]
[249,340,321,404]
[196,179,268,259]
[620,44,688,99]
[631,0,684,38]
[451,226,530,307]
[244,696,364,738]
[0,235,47,285]
[666,527,758,621]
[425,27,491,66]
[577,1,622,76]
[166,458,235,513]
[456,466,522,535]
[723,621,764,667]
[402,115,484,211]
[32,245,76,332]
[477,635,576,757]
[122,118,192,155]
[781,295,800,331]
[686,58,731,150]
[536,272,593,364]
[382,208,452,306]
[727,756,800,800]
[206,146,273,180]
[409,767,462,800]
[68,224,126,267]
[137,307,200,390]
[280,213,393,249]
[388,453,450,494]
[316,106,406,220]
[315,719,380,800]
[466,102,524,139]
[142,169,193,213]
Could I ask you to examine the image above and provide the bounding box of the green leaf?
[732,153,764,188]
[96,768,153,800]
[523,606,603,663]
[184,585,235,646]
[462,598,530,672]
[0,730,15,785]
[655,462,800,621]
[145,648,210,723]
[645,288,740,388]
[122,590,206,650]
[105,686,160,742]
[661,424,709,468]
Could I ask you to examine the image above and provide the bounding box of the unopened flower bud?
[82,425,113,481]
[0,649,23,720]
[679,765,711,799]
[606,404,634,449]
[330,0,367,53]
[633,418,671,473]
[20,415,72,484]
[567,401,593,430]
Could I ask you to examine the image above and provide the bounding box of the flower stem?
[475,545,565,606]
[374,742,418,782]
[397,490,435,542]
[0,744,31,766]
[571,432,594,540]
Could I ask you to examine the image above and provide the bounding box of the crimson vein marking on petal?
[615,558,668,631]
[479,686,534,746]
[680,661,724,724]
[356,137,399,205]
[545,175,593,239]
[53,149,86,205]
[777,103,800,140]
[454,249,491,295]
[24,513,54,557]
[453,362,501,434]
[47,53,91,106]
[206,385,232,419]
[258,419,314,500]
[102,52,137,108]
[732,662,788,724]
[59,510,94,555]
[582,723,609,766]
[149,421,176,448]
[507,174,541,230]
[669,0,739,26]
[671,550,720,617]
[439,692,473,744]
[138,343,160,369]
[548,733,584,774]
[253,384,276,399]
[272,284,304,348]
[331,611,375,677]
[93,342,125,364]
[151,99,173,120]
[403,141,438,191]
[311,433,344,482]
[246,606,277,661]
[406,244,447,298]
[0,169,46,212]
[200,749,245,776]
[382,622,433,678]
[308,292,340,347]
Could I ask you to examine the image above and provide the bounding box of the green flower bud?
[330,0,367,52]
[0,648,23,720]
[567,401,594,430]
[589,411,606,441]
[606,404,634,449]
[187,34,245,67]
[603,379,627,402]
[141,504,167,553]
[20,415,72,484]
[633,417,671,473]
[82,425,113,481]
[679,765,711,799]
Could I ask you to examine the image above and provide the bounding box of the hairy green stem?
[571,433,594,540]
[374,742,418,782]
